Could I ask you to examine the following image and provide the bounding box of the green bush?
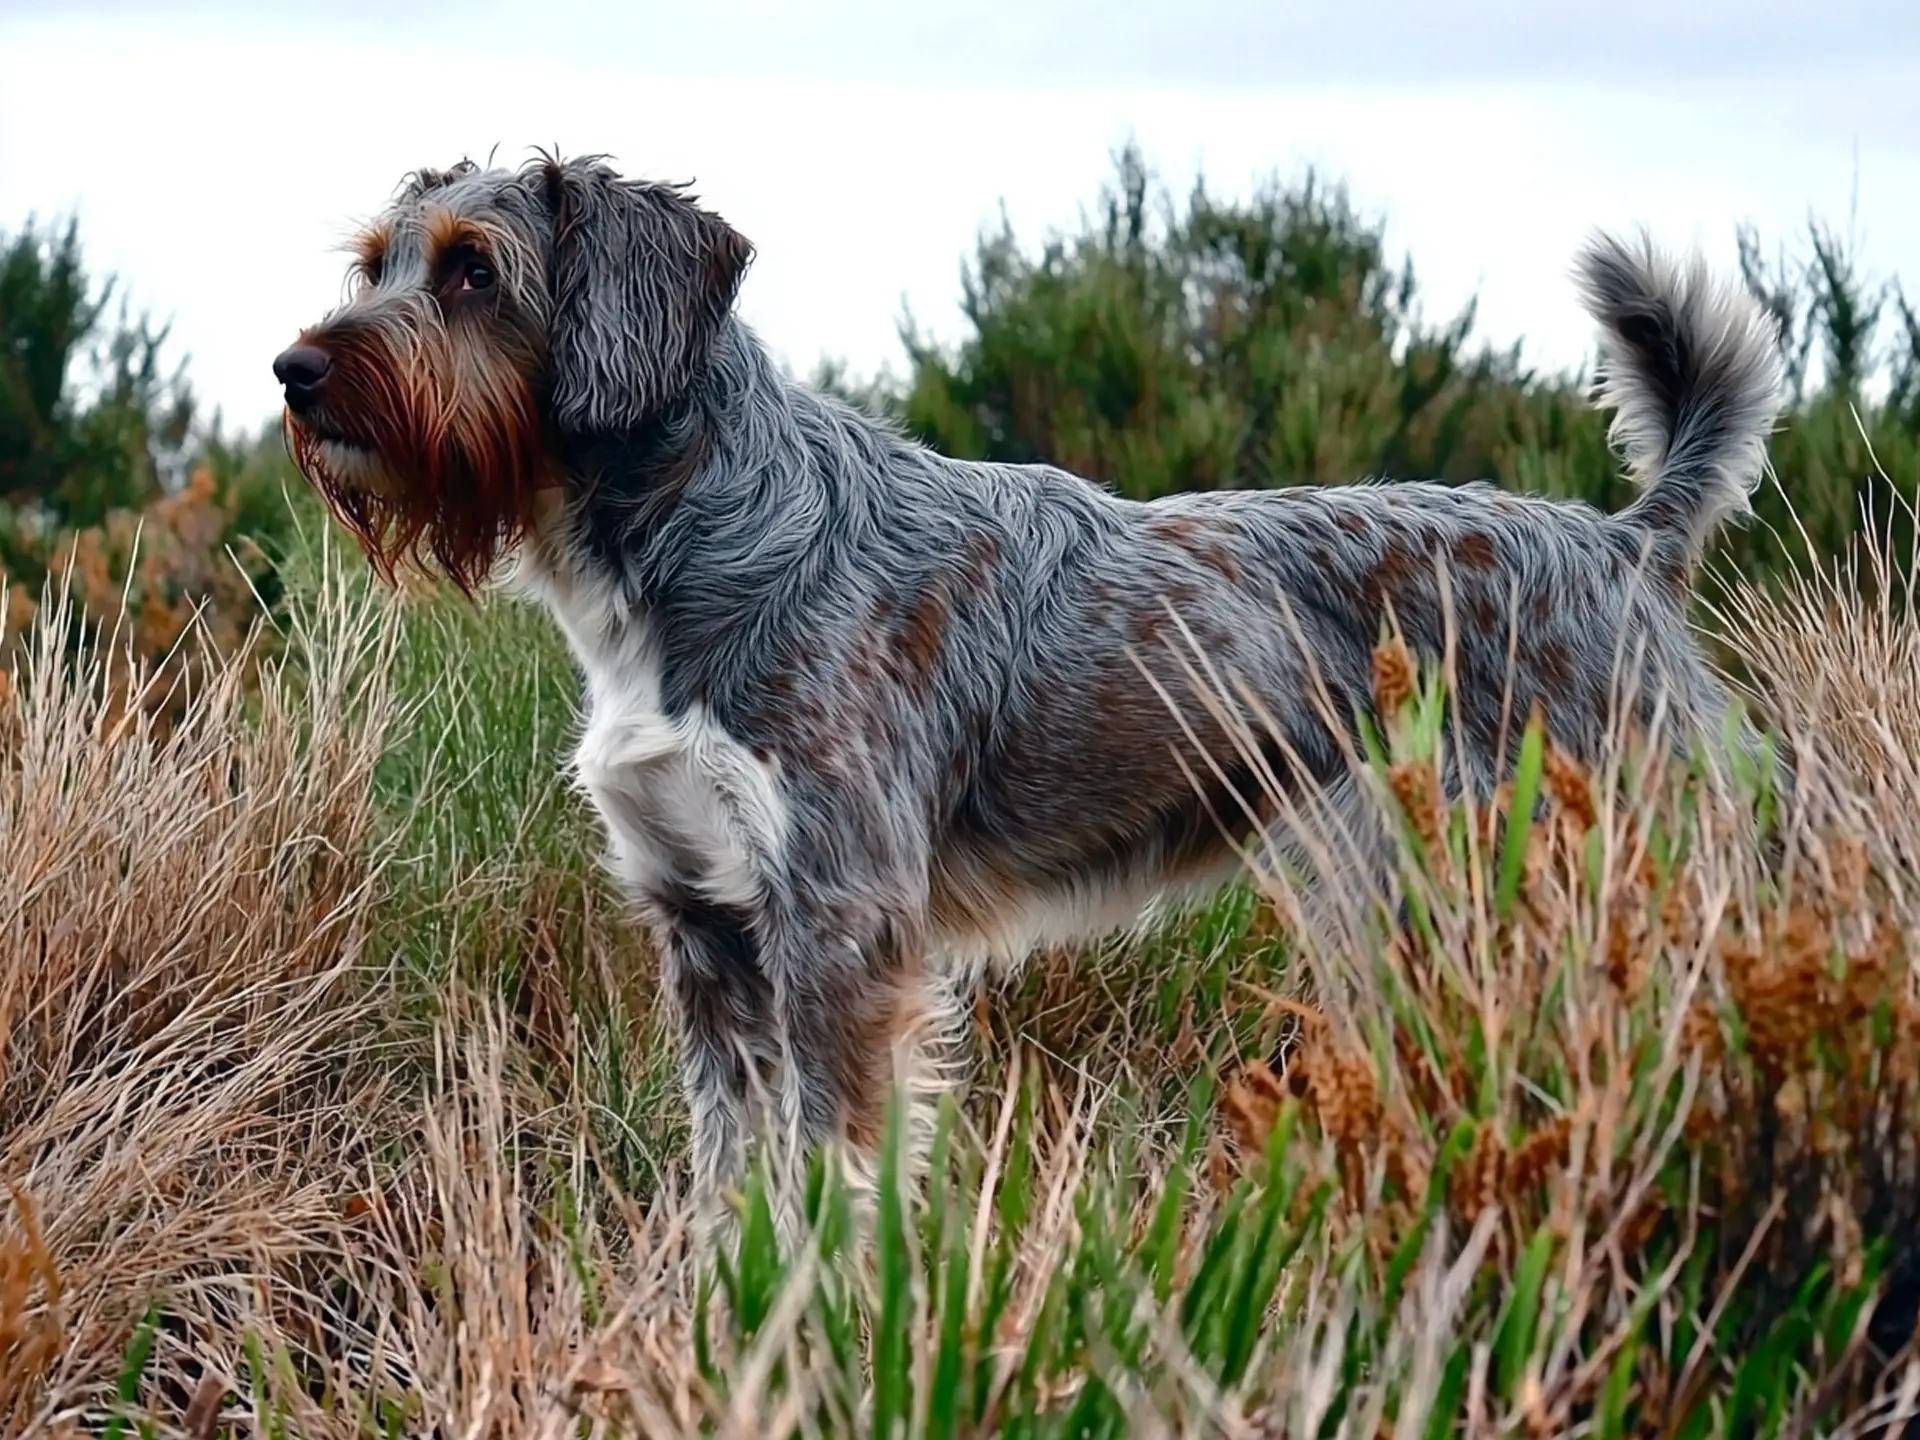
[0,216,192,533]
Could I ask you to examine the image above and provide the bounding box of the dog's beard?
[301,434,402,500]
[284,359,550,597]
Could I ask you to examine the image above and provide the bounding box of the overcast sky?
[4,0,1919,434]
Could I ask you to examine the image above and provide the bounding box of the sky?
[4,0,1920,435]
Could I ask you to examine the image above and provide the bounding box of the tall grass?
[0,538,403,1434]
[7,495,1920,1431]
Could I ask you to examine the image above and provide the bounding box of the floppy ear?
[537,157,754,433]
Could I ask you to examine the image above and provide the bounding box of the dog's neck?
[513,319,869,710]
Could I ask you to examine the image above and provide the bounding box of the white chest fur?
[511,549,791,912]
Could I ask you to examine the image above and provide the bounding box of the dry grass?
[5,487,1920,1436]
[0,545,402,1433]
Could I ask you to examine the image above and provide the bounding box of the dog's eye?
[461,259,496,292]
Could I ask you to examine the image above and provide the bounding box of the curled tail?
[1573,229,1786,579]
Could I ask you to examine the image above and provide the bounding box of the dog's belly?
[923,848,1244,984]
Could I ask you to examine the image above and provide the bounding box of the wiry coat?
[275,155,1786,1222]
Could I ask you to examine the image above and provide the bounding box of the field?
[7,152,1920,1436]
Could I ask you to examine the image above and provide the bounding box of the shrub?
[0,218,308,704]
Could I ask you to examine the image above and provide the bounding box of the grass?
[5,464,1920,1437]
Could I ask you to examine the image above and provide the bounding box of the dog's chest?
[523,562,791,909]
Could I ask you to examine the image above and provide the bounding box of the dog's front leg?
[574,699,800,1238]
[638,886,782,1241]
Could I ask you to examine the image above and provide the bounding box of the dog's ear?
[535,156,754,434]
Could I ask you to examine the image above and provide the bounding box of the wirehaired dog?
[275,153,1785,1225]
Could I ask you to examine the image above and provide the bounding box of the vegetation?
[4,148,1920,1435]
[0,217,300,731]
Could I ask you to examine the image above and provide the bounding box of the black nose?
[273,344,332,407]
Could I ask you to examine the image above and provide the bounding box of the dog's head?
[274,152,754,592]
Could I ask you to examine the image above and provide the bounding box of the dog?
[274,152,1784,1226]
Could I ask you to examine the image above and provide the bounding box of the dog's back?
[912,230,1786,966]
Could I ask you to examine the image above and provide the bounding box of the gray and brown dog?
[276,151,1784,1226]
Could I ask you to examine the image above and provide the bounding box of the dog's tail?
[1573,229,1785,580]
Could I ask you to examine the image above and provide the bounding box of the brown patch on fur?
[1466,591,1500,634]
[1536,641,1575,692]
[958,532,1000,592]
[1149,514,1243,582]
[1198,543,1242,583]
[1083,674,1156,749]
[1365,537,1428,609]
[421,209,493,265]
[1334,510,1368,534]
[1149,515,1200,542]
[1123,576,1208,649]
[892,586,951,691]
[1453,532,1497,571]
[1126,605,1167,648]
[842,1099,884,1150]
[1155,737,1287,877]
[349,222,393,284]
[845,628,886,703]
[283,304,561,596]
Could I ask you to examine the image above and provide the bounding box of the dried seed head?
[1827,834,1869,912]
[1372,636,1416,721]
[1616,1192,1664,1255]
[1451,1122,1505,1227]
[1388,760,1448,876]
[1543,744,1597,832]
[1604,894,1650,1002]
[1205,1136,1237,1196]
[1223,1059,1287,1157]
[1681,999,1725,1067]
[1307,1045,1383,1153]
[1505,1117,1573,1203]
